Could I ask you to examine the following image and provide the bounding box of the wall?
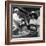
[0,0,46,46]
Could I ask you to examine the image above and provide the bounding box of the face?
[30,25,37,31]
[32,15,35,19]
[22,26,27,31]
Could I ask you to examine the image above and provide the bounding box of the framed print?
[5,1,45,45]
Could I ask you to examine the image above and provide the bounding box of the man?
[12,8,21,31]
[28,11,40,37]
[12,8,30,37]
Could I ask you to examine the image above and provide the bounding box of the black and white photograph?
[11,5,40,38]
[5,1,45,44]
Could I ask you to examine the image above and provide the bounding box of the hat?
[14,8,19,12]
[31,11,36,14]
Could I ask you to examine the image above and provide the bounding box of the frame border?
[5,1,45,45]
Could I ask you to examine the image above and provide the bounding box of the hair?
[27,24,37,31]
[29,13,38,19]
